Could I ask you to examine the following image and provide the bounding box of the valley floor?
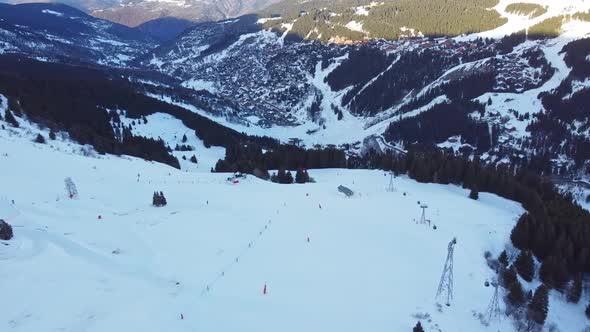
[0,129,586,332]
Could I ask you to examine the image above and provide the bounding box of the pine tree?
[514,251,535,282]
[34,133,46,144]
[413,321,425,332]
[4,109,18,127]
[528,284,549,326]
[502,266,518,287]
[511,214,532,250]
[507,278,526,306]
[566,274,582,303]
[498,250,509,268]
[49,130,56,140]
[190,155,198,163]
[276,168,287,183]
[64,177,78,198]
[539,255,569,290]
[295,168,309,183]
[153,191,167,207]
[469,188,479,200]
[285,170,294,184]
[0,219,14,240]
[182,134,187,143]
[586,300,590,319]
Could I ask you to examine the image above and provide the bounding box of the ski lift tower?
[485,279,501,324]
[387,172,397,192]
[418,204,430,225]
[436,237,457,306]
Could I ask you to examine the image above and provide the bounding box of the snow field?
[0,128,534,332]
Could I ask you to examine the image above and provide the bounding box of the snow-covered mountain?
[0,0,121,12]
[0,0,282,27]
[1,1,589,180]
[138,0,590,183]
[91,0,282,27]
[0,2,156,66]
[2,2,590,331]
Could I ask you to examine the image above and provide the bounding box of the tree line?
[357,145,590,294]
[263,0,506,41]
[214,142,347,176]
[505,3,547,18]
[0,54,279,169]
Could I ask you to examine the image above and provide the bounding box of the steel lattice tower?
[387,172,396,192]
[418,205,429,224]
[485,280,501,324]
[436,237,457,306]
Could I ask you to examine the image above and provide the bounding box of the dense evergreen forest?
[0,55,278,168]
[574,11,590,22]
[505,3,547,18]
[383,100,499,152]
[214,143,347,176]
[326,40,495,116]
[528,38,590,172]
[262,0,506,41]
[527,15,568,39]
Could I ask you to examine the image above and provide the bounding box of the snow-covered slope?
[469,0,590,39]
[2,99,590,331]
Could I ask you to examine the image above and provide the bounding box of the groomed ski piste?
[1,107,589,332]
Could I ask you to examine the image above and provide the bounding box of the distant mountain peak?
[90,0,282,27]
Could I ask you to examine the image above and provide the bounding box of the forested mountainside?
[1,1,589,181]
[261,0,507,41]
[0,54,279,168]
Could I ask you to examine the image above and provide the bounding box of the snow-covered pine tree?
[469,188,479,200]
[295,168,309,184]
[0,219,13,240]
[64,177,78,198]
[153,191,167,207]
[413,321,424,332]
[507,278,526,306]
[527,284,549,326]
[34,133,46,144]
[4,109,18,127]
[498,250,509,268]
[514,251,534,282]
[567,273,582,303]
